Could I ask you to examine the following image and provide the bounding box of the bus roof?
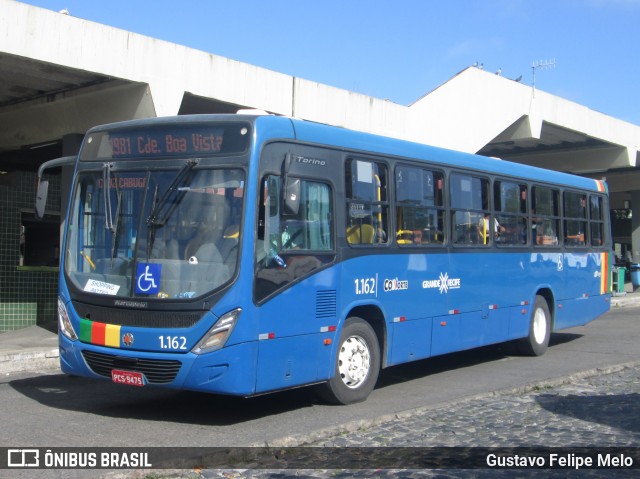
[85,114,603,193]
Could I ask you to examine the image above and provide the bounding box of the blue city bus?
[40,114,611,404]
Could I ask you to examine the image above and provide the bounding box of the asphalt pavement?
[1,286,638,478]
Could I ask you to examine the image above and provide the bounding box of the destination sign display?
[80,123,250,161]
[108,130,224,158]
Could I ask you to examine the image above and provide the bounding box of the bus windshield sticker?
[356,160,373,184]
[460,178,472,192]
[135,263,162,295]
[84,279,120,296]
[350,203,368,218]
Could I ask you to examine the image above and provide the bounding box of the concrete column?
[631,190,640,263]
[149,82,184,117]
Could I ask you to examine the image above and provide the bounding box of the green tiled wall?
[0,302,37,331]
[0,171,61,331]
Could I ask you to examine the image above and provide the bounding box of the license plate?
[111,369,145,387]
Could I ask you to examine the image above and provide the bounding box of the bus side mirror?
[35,180,49,219]
[283,177,300,216]
[35,155,77,219]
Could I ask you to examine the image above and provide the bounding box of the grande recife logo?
[422,272,461,294]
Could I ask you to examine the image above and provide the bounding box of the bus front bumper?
[59,334,259,396]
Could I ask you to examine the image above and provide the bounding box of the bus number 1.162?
[355,277,377,296]
[158,335,187,350]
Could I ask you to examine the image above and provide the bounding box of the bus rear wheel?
[317,317,380,405]
[518,295,551,356]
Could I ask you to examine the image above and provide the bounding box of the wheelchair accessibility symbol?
[136,263,161,295]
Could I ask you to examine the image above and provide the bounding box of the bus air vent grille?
[72,301,204,328]
[81,350,182,384]
[316,290,337,319]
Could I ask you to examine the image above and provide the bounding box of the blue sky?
[18,0,640,125]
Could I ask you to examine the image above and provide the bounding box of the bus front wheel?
[518,295,551,356]
[317,317,380,405]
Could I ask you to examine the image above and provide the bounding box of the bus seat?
[223,224,239,239]
[148,236,180,260]
[218,225,239,265]
[184,223,216,260]
[165,238,180,259]
[396,229,414,244]
[187,242,231,293]
[191,242,222,264]
[347,224,375,244]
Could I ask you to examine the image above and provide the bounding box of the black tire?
[317,317,381,405]
[517,295,551,356]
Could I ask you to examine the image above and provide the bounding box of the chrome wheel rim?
[338,335,371,389]
[532,307,547,344]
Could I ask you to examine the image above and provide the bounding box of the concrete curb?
[611,293,640,308]
[0,349,59,375]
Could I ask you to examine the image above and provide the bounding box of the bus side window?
[532,186,560,247]
[450,173,490,246]
[345,159,389,245]
[395,165,445,246]
[254,175,335,301]
[589,195,606,247]
[564,191,587,247]
[494,180,528,246]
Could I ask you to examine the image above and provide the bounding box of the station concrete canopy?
[406,67,640,201]
[2,0,640,333]
[1,0,639,203]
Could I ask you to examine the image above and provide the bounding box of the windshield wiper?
[103,162,116,231]
[110,189,122,264]
[102,162,123,264]
[146,184,160,258]
[145,159,198,257]
[146,159,199,227]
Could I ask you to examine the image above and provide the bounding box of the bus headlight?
[58,297,77,341]
[192,308,241,354]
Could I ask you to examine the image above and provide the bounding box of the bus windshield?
[65,166,245,299]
